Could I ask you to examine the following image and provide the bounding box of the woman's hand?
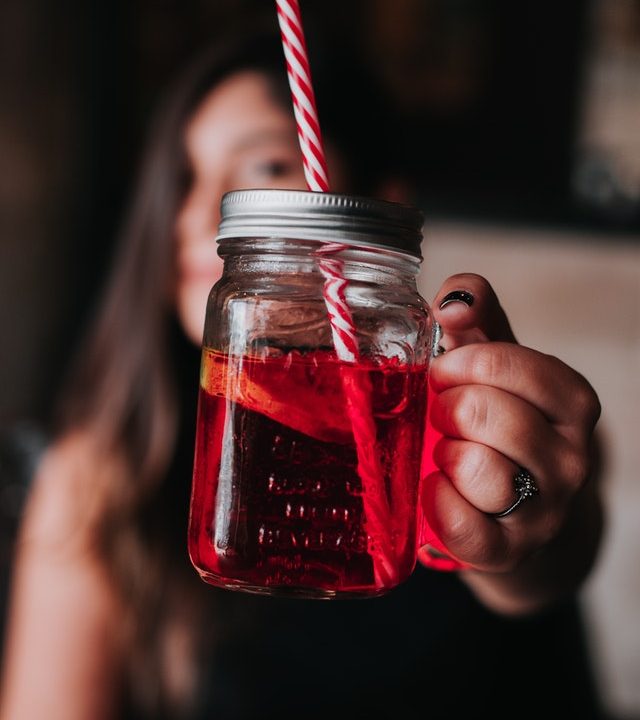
[421,273,603,614]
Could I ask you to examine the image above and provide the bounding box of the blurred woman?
[0,23,603,720]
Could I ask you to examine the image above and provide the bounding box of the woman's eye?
[255,160,294,178]
[229,152,305,189]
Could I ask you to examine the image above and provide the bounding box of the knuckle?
[443,510,475,552]
[470,344,497,380]
[471,343,512,385]
[546,356,602,428]
[464,442,492,480]
[560,448,591,490]
[451,389,490,438]
[575,382,602,427]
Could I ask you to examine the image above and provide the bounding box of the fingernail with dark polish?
[439,290,474,310]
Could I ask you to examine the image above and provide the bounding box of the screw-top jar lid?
[216,189,424,259]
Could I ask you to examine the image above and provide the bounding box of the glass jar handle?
[421,319,469,572]
[431,321,445,359]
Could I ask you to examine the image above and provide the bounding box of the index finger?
[430,342,601,432]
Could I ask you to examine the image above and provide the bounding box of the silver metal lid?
[216,189,424,258]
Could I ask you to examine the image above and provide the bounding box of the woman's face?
[174,70,344,345]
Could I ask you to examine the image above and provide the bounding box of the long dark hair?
[56,28,301,715]
[61,29,296,487]
[57,22,400,716]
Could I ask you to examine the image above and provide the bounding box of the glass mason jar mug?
[188,189,434,599]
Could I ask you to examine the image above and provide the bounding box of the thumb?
[432,273,517,350]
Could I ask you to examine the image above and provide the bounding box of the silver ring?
[490,468,539,519]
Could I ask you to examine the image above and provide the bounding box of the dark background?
[1,0,638,432]
[1,3,639,713]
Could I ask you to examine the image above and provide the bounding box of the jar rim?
[216,189,424,259]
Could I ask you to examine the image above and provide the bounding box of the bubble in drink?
[188,347,428,598]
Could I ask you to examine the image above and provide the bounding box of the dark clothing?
[193,567,604,719]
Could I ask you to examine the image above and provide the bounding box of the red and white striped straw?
[275,0,330,193]
[312,244,359,362]
[275,0,397,587]
[275,0,359,362]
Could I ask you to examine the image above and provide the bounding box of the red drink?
[188,347,428,598]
